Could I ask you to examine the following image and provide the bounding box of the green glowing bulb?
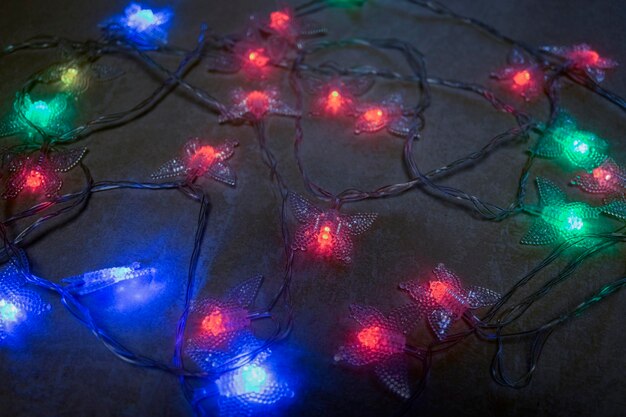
[16,94,68,135]
[24,101,53,127]
[571,139,589,155]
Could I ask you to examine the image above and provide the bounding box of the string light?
[186,275,263,371]
[540,44,618,83]
[105,3,172,48]
[399,264,499,340]
[219,88,300,123]
[334,304,420,398]
[571,158,626,195]
[0,260,50,341]
[0,93,70,139]
[61,262,156,296]
[289,193,377,264]
[353,93,411,136]
[151,138,239,186]
[491,49,543,100]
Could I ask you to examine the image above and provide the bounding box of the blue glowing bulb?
[124,4,169,32]
[0,299,20,322]
[240,365,268,394]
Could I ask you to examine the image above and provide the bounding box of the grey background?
[0,0,625,416]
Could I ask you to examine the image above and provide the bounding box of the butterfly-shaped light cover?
[151,138,238,186]
[399,264,499,341]
[541,44,618,83]
[289,193,377,265]
[572,158,626,195]
[520,177,609,246]
[2,147,86,199]
[536,115,609,171]
[0,258,50,340]
[354,94,413,136]
[0,93,70,140]
[254,7,326,43]
[186,275,263,372]
[213,350,293,417]
[491,49,543,101]
[61,262,156,296]
[105,3,172,48]
[334,304,422,398]
[219,88,300,123]
[46,64,90,96]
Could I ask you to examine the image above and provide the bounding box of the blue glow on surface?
[239,365,268,394]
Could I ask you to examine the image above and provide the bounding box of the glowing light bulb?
[61,68,79,86]
[269,11,290,31]
[25,101,52,127]
[247,49,270,67]
[325,90,343,114]
[564,214,584,231]
[245,91,270,119]
[572,139,589,154]
[428,281,450,303]
[192,145,217,167]
[317,224,334,250]
[513,70,531,86]
[125,4,166,32]
[25,170,44,189]
[240,365,268,393]
[201,309,227,336]
[364,108,384,123]
[0,300,20,323]
[357,326,383,348]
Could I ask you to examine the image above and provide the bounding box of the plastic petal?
[374,355,411,399]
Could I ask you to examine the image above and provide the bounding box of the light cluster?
[151,138,239,186]
[289,193,377,265]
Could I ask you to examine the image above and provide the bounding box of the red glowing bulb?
[428,281,450,303]
[269,11,291,32]
[191,145,217,167]
[317,224,334,250]
[363,108,384,124]
[358,326,383,349]
[25,170,44,189]
[513,70,531,86]
[245,91,270,118]
[247,49,270,67]
[325,90,344,114]
[202,309,227,336]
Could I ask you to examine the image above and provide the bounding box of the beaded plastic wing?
[399,263,499,340]
[2,148,86,199]
[518,177,626,246]
[334,304,422,398]
[491,49,543,101]
[151,138,238,186]
[540,44,618,83]
[219,88,300,123]
[0,257,50,340]
[62,262,156,296]
[0,93,71,139]
[186,275,263,372]
[535,114,608,171]
[571,158,626,195]
[353,93,413,136]
[289,193,377,265]
[210,350,293,417]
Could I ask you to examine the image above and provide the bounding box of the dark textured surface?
[0,1,625,416]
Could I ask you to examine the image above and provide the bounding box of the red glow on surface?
[325,90,344,114]
[574,50,600,66]
[513,70,531,86]
[269,11,291,32]
[191,145,216,167]
[429,281,450,303]
[25,170,44,189]
[202,309,227,336]
[245,91,270,118]
[247,49,270,67]
[358,326,383,348]
[317,224,334,251]
[363,108,385,124]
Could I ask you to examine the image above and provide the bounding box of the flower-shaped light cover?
[540,44,618,83]
[211,350,293,417]
[0,93,70,140]
[304,74,375,117]
[0,256,50,340]
[491,49,543,101]
[354,94,413,136]
[207,37,278,79]
[571,158,626,195]
[334,304,422,398]
[186,275,264,371]
[536,114,609,171]
[219,88,300,123]
[399,264,499,340]
[61,262,156,296]
[104,3,172,49]
[151,138,238,186]
[2,147,86,199]
[520,177,626,246]
[289,193,377,265]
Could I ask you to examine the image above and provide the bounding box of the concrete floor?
[0,0,625,416]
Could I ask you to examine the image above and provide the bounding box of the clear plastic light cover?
[0,93,71,140]
[572,158,626,195]
[62,262,156,295]
[186,275,263,372]
[289,193,377,265]
[219,88,300,123]
[334,304,421,398]
[353,93,413,136]
[540,44,618,83]
[492,49,543,101]
[151,138,238,186]
[399,263,499,340]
